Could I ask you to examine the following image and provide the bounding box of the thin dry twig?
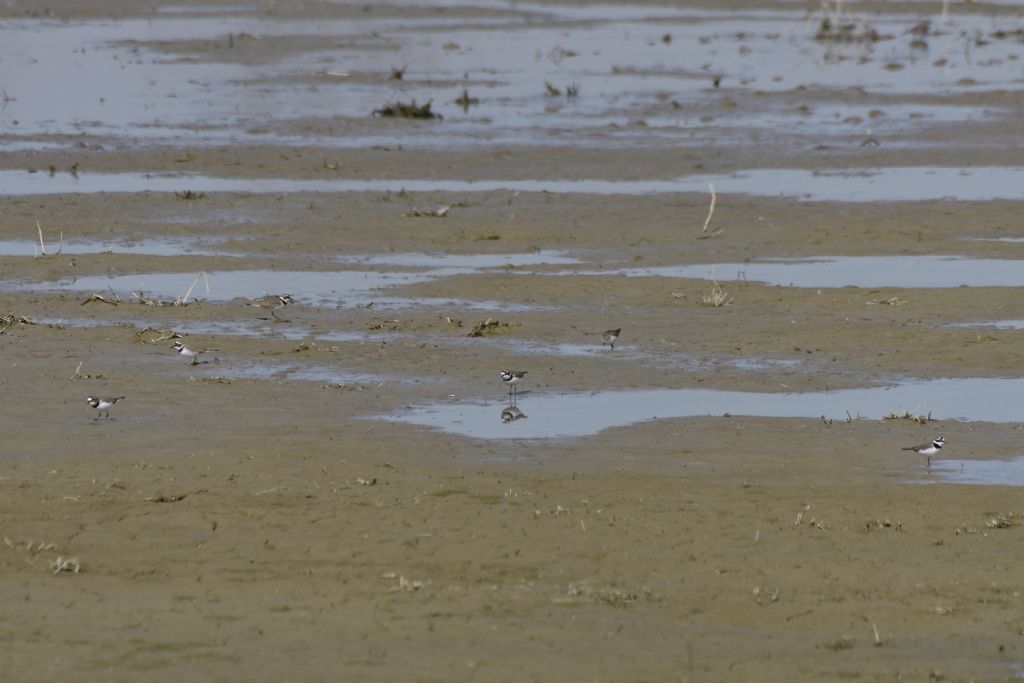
[69,361,101,380]
[177,271,210,306]
[34,220,63,258]
[701,183,717,233]
[80,293,120,306]
[135,327,183,344]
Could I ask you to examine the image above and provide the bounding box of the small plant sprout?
[455,88,479,111]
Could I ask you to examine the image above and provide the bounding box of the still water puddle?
[10,269,462,307]
[576,255,1024,289]
[463,337,798,372]
[37,316,444,351]
[0,236,229,257]
[154,3,259,14]
[0,7,1017,150]
[384,377,1024,440]
[38,316,300,340]
[947,320,1024,330]
[3,167,1021,202]
[335,251,579,268]
[0,238,574,272]
[964,237,1024,244]
[10,268,556,311]
[448,336,701,366]
[926,457,1024,487]
[512,340,650,360]
[218,362,392,385]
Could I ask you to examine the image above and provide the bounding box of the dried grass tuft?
[701,281,732,307]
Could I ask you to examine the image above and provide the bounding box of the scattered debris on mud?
[174,190,207,200]
[0,313,36,331]
[136,327,183,344]
[403,205,450,218]
[468,318,514,337]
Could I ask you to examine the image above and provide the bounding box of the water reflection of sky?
[0,237,229,257]
[9,268,558,311]
[384,377,1024,439]
[3,167,1022,201]
[0,5,1019,149]
[572,255,1024,289]
[925,457,1024,487]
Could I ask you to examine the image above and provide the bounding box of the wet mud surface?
[4,1,1024,680]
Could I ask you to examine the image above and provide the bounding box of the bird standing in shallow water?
[601,328,622,349]
[252,293,295,322]
[902,436,944,467]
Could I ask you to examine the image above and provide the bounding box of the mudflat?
[3,1,1024,681]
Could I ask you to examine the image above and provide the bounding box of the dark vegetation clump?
[372,100,442,119]
[815,18,884,43]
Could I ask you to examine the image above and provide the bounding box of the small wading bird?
[86,395,124,420]
[601,327,622,349]
[172,341,218,366]
[902,436,945,467]
[499,369,527,398]
[252,293,295,321]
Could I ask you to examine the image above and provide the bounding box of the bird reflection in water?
[500,404,527,423]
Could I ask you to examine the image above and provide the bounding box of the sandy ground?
[3,1,1024,681]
